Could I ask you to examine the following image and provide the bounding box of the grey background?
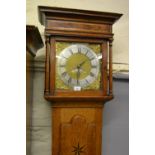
[103,79,129,155]
[30,69,129,155]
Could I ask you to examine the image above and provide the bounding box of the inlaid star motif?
[72,142,85,155]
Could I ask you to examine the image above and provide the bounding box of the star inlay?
[72,142,85,155]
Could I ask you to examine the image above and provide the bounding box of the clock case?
[38,6,122,102]
[38,6,122,155]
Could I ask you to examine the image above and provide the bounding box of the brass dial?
[57,44,100,89]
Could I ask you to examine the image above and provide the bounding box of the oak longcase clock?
[38,6,122,155]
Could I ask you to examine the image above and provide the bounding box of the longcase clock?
[38,6,122,155]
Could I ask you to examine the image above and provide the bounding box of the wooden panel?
[102,42,108,95]
[52,108,61,155]
[60,115,96,155]
[47,19,111,34]
[60,108,95,123]
[52,106,103,155]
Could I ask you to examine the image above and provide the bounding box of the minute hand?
[78,59,88,67]
[70,60,87,72]
[79,57,96,67]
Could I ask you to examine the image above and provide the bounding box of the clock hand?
[76,60,88,85]
[78,59,88,67]
[76,66,81,85]
[79,56,96,67]
[71,59,88,72]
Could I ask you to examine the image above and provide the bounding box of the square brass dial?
[55,41,102,90]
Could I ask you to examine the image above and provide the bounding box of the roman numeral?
[85,50,89,55]
[59,65,65,67]
[78,47,81,53]
[61,72,67,77]
[69,49,73,55]
[61,54,67,59]
[90,72,95,77]
[63,56,67,59]
[68,77,72,83]
[85,79,89,84]
[90,57,95,60]
[91,65,97,68]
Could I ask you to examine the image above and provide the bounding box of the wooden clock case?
[38,6,122,155]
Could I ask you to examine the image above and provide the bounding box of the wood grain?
[102,42,108,95]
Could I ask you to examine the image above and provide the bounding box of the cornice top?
[38,6,123,26]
